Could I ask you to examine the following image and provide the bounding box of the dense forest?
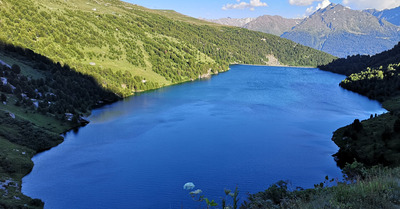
[0,0,335,97]
[316,42,400,168]
[331,60,400,168]
[318,42,400,75]
[0,41,119,119]
[340,63,400,102]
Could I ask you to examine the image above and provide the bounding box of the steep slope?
[365,6,400,26]
[243,15,301,36]
[319,42,400,168]
[0,42,119,208]
[206,17,255,27]
[0,0,334,97]
[281,4,400,57]
[207,16,301,36]
[318,42,400,76]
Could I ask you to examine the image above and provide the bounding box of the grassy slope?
[0,94,63,206]
[0,51,73,208]
[317,43,400,167]
[0,0,335,207]
[241,166,400,208]
[0,43,120,208]
[0,0,335,96]
[329,65,400,167]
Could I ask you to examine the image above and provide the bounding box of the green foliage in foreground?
[185,183,239,209]
[0,0,335,96]
[241,163,400,209]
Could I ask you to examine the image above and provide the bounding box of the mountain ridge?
[205,17,255,27]
[243,15,301,36]
[281,4,400,57]
[208,4,400,57]
[0,0,335,97]
[365,6,400,26]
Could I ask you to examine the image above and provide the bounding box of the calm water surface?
[23,65,385,208]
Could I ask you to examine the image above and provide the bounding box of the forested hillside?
[318,42,400,168]
[209,4,400,58]
[318,42,400,76]
[0,42,120,208]
[0,0,335,97]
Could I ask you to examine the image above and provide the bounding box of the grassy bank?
[0,43,119,208]
[0,111,72,208]
[241,164,400,208]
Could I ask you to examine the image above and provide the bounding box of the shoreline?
[19,67,230,206]
[231,63,317,68]
[20,63,327,207]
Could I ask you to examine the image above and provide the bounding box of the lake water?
[22,65,385,209]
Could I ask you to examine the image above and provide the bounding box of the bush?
[393,118,400,133]
[29,198,44,207]
[352,119,363,132]
[342,161,367,181]
[1,93,6,102]
[11,64,21,74]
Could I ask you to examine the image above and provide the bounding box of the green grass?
[0,51,45,79]
[0,136,43,209]
[242,166,400,209]
[0,98,70,209]
[300,167,400,209]
[332,112,400,167]
[0,0,335,97]
[383,96,400,112]
[0,97,69,133]
[0,44,120,208]
[0,0,334,207]
[0,136,34,179]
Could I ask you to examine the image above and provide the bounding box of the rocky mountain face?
[206,17,255,27]
[281,4,400,57]
[243,15,300,36]
[208,4,400,57]
[207,15,300,36]
[365,6,400,26]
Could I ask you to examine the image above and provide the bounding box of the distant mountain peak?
[205,17,256,27]
[282,4,400,57]
[206,3,400,57]
[365,6,400,26]
[243,15,301,36]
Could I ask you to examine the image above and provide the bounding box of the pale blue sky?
[123,0,400,19]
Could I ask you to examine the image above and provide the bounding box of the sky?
[124,0,400,19]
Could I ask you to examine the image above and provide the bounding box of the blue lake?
[22,65,385,208]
